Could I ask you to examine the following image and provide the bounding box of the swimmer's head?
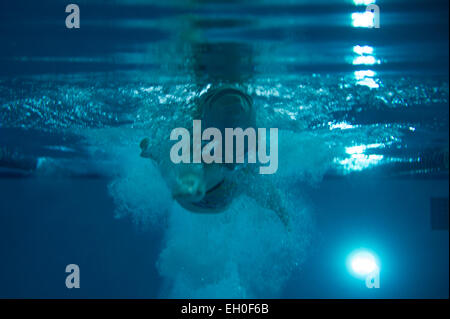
[201,87,254,134]
[172,170,207,203]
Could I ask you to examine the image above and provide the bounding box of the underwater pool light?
[351,253,377,275]
[347,249,380,277]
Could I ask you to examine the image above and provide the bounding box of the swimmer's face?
[172,172,206,203]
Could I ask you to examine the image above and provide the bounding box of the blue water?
[0,0,448,298]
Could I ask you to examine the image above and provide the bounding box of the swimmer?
[139,87,291,228]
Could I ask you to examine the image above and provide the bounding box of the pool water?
[0,0,448,298]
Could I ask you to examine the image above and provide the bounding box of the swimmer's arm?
[139,137,153,159]
[260,187,291,230]
[242,177,290,230]
[139,137,164,165]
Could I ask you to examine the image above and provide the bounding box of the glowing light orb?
[347,250,380,277]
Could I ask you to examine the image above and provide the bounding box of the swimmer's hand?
[172,172,207,203]
[139,137,153,159]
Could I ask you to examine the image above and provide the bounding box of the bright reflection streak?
[339,154,384,171]
[346,145,366,155]
[356,78,379,89]
[351,4,382,89]
[346,143,384,155]
[352,12,375,28]
[353,45,374,55]
[353,0,376,5]
[353,55,378,65]
[339,143,385,171]
[354,70,376,80]
[354,70,378,88]
[328,122,355,130]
